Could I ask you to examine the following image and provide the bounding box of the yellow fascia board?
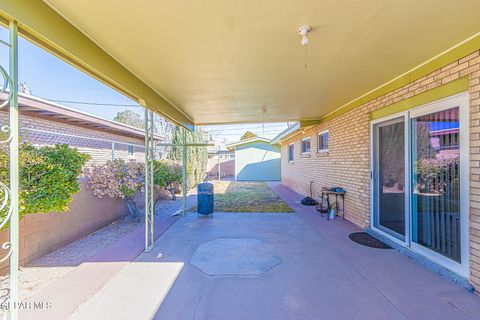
[0,0,194,130]
[370,77,469,120]
[317,32,480,125]
[299,119,321,127]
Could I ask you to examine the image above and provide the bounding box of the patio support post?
[144,109,154,252]
[217,151,221,181]
[181,127,187,214]
[8,19,19,320]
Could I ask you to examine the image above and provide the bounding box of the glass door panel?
[411,107,461,262]
[373,118,406,239]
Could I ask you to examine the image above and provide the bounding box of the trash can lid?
[198,183,214,192]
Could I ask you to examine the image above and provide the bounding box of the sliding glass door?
[371,93,469,276]
[411,107,461,262]
[373,118,406,240]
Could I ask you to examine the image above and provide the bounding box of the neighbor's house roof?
[226,137,271,151]
[270,121,323,145]
[270,123,301,145]
[0,92,166,141]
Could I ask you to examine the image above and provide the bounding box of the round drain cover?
[348,232,392,249]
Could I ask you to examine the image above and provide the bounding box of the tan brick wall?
[281,50,480,289]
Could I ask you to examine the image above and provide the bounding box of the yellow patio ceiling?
[22,1,480,124]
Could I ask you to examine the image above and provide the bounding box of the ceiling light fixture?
[297,25,312,116]
[297,25,312,46]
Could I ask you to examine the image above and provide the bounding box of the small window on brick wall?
[128,144,134,156]
[288,143,294,162]
[318,130,329,152]
[301,137,311,154]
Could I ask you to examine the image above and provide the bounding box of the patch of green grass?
[196,181,293,213]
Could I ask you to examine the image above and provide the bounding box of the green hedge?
[0,143,89,220]
[168,127,207,189]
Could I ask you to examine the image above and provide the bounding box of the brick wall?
[280,50,480,289]
[0,181,127,274]
[0,112,146,165]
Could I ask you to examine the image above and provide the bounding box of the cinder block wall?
[280,50,480,289]
[207,157,235,178]
[0,181,127,274]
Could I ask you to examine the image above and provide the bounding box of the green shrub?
[0,143,90,220]
[153,160,182,199]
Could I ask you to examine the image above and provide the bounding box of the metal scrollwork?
[0,182,13,264]
[0,63,13,145]
[0,65,12,109]
[0,126,12,144]
[0,182,13,230]
[0,58,13,266]
[0,242,12,263]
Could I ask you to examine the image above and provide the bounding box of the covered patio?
[1,1,480,319]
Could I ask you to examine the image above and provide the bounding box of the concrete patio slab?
[147,213,410,320]
[134,183,479,320]
[19,183,480,320]
[18,194,196,320]
[190,238,281,276]
[69,262,183,320]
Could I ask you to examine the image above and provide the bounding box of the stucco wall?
[235,141,281,181]
[280,50,480,290]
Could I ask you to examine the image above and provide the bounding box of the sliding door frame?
[370,113,410,246]
[408,92,470,277]
[370,92,470,278]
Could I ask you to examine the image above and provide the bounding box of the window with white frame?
[301,137,311,154]
[288,143,294,162]
[318,131,329,151]
[128,144,134,156]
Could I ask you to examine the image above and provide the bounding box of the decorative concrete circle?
[190,238,281,276]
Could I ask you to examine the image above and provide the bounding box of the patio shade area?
[1,1,480,319]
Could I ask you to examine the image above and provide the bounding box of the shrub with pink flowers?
[83,159,145,220]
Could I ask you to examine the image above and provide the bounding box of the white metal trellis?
[144,109,155,252]
[0,19,19,320]
[156,133,214,217]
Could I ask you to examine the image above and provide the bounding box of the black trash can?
[197,182,214,215]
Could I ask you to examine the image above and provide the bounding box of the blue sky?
[0,26,287,142]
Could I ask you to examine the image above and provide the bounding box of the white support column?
[8,19,19,320]
[181,127,188,214]
[217,151,221,181]
[144,109,154,252]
